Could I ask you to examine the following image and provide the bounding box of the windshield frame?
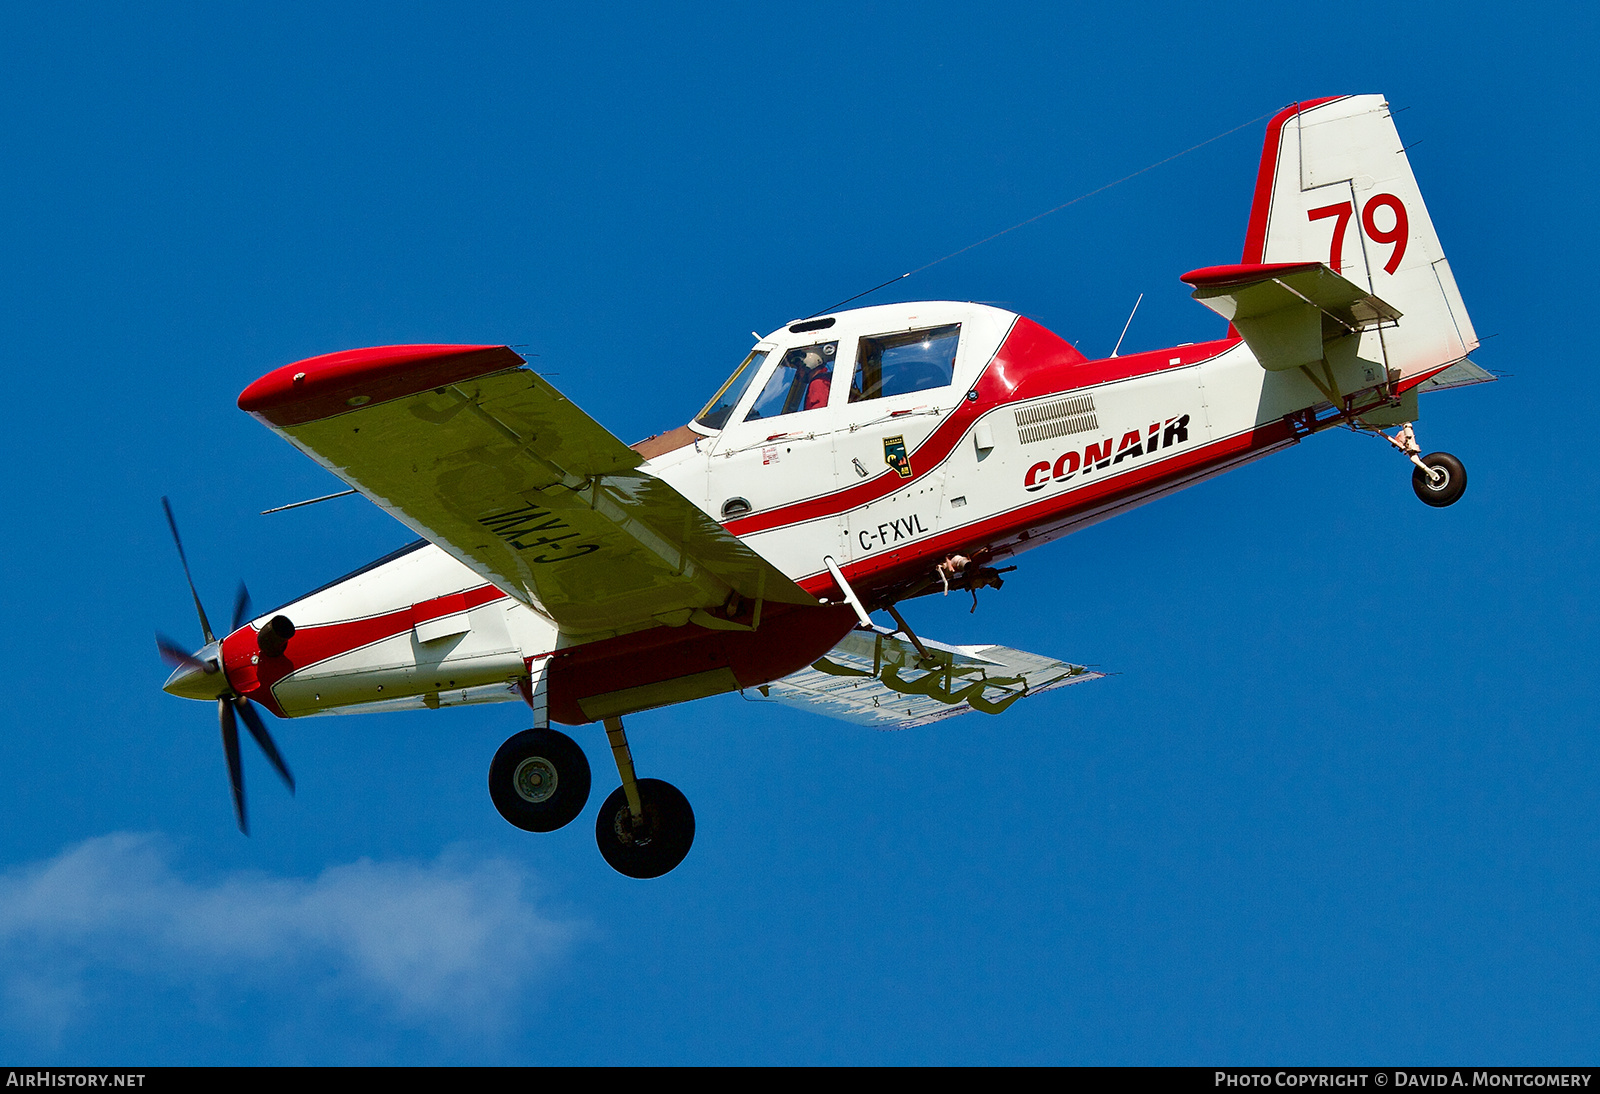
[694,348,770,431]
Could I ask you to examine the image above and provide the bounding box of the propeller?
[154,634,208,674]
[162,496,214,644]
[156,497,295,835]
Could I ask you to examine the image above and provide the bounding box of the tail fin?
[1244,96,1477,379]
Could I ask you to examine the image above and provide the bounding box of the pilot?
[802,346,833,410]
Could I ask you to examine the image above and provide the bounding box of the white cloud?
[0,833,582,1043]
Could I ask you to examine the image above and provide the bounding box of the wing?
[761,625,1103,729]
[1181,261,1401,372]
[239,344,814,637]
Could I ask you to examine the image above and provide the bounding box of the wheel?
[594,778,695,879]
[1412,451,1467,508]
[488,727,591,832]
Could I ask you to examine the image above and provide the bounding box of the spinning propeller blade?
[219,697,248,835]
[159,499,295,836]
[155,633,207,672]
[232,583,253,634]
[235,697,295,794]
[161,496,215,644]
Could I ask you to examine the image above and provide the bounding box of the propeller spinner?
[155,497,295,835]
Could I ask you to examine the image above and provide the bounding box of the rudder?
[1244,95,1477,380]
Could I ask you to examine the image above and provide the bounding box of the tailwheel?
[595,778,695,879]
[488,727,591,832]
[1411,451,1467,508]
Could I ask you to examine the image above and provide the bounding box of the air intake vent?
[1015,395,1098,445]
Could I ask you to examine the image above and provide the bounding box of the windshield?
[695,349,769,430]
[745,341,838,421]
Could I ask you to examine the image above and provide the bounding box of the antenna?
[804,108,1274,318]
[261,488,358,515]
[1110,293,1143,358]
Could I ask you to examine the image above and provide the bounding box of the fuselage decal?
[855,514,930,553]
[1024,414,1191,492]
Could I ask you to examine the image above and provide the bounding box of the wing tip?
[238,344,524,428]
[1181,261,1324,289]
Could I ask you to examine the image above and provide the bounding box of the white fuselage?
[241,297,1380,721]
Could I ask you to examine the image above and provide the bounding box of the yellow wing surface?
[239,344,813,638]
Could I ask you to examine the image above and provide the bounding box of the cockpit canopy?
[693,302,1017,433]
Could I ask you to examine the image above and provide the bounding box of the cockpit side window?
[696,349,769,430]
[744,341,838,421]
[850,324,960,403]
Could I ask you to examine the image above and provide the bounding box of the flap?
[1182,262,1402,371]
[762,625,1102,729]
[240,345,814,637]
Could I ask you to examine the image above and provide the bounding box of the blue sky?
[0,0,1595,1065]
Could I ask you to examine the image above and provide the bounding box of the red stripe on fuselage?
[221,583,511,716]
[723,316,1236,539]
[220,576,857,725]
[795,418,1297,601]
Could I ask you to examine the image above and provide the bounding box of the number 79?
[1307,194,1408,275]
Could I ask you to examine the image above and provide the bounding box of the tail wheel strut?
[1386,423,1468,508]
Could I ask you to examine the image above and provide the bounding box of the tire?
[594,778,695,879]
[1412,451,1467,508]
[488,728,591,832]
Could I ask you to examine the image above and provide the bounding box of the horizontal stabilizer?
[1182,262,1401,372]
[762,625,1102,729]
[1417,357,1496,393]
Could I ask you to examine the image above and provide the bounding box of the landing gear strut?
[489,664,694,876]
[594,716,695,879]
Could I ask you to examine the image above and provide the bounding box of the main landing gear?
[593,717,695,879]
[1386,424,1468,508]
[488,715,694,879]
[488,727,591,832]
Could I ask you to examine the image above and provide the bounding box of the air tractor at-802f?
[158,96,1487,878]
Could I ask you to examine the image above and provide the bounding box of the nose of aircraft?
[162,641,232,701]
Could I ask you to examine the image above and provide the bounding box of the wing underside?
[763,625,1103,729]
[239,344,813,638]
